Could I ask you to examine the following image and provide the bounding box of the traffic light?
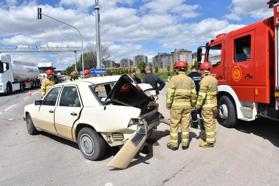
[37,8,42,19]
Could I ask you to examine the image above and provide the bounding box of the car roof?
[54,75,121,87]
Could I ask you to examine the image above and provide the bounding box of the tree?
[66,65,75,75]
[137,61,146,74]
[65,44,111,73]
[155,66,159,73]
[167,65,170,72]
[192,60,199,70]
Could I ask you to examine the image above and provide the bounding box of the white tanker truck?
[0,53,40,94]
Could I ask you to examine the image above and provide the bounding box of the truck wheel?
[6,83,12,94]
[77,127,107,161]
[20,83,24,91]
[217,96,238,128]
[26,114,38,135]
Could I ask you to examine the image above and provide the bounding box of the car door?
[32,87,61,134]
[55,85,82,140]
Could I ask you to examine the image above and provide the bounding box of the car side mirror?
[35,100,43,106]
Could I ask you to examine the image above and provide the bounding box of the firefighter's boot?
[167,142,178,151]
[199,141,214,148]
[182,144,189,150]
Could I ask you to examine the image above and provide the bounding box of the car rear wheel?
[77,127,107,161]
[26,114,38,135]
[217,95,238,128]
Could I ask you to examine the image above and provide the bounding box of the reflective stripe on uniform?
[175,89,192,94]
[170,132,178,145]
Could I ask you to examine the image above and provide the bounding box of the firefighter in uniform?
[41,69,55,96]
[166,61,197,150]
[195,62,218,148]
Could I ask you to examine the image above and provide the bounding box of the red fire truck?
[197,0,279,127]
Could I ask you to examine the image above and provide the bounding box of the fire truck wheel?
[77,127,107,161]
[217,95,237,128]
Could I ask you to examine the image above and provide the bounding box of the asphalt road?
[0,87,279,186]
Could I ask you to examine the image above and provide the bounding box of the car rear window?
[90,83,115,103]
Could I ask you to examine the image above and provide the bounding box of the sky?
[0,0,273,70]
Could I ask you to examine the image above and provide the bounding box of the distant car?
[24,75,160,160]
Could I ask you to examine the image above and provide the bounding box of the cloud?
[142,0,199,19]
[225,0,273,20]
[0,0,244,69]
[160,19,244,49]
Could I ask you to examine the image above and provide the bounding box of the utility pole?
[74,50,78,71]
[95,0,102,68]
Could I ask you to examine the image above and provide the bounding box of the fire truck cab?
[197,1,279,127]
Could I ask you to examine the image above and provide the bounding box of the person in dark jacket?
[188,66,202,129]
[188,66,202,92]
[143,66,165,95]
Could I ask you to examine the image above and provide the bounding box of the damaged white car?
[24,74,160,168]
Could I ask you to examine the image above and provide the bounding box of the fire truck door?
[208,43,224,83]
[230,32,255,101]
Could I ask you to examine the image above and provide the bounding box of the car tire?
[26,114,39,135]
[77,127,107,161]
[217,95,238,128]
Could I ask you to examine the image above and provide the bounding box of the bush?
[137,61,146,74]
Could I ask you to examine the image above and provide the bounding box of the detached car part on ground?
[24,75,160,169]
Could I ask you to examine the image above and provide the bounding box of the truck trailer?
[0,54,40,94]
[196,0,279,127]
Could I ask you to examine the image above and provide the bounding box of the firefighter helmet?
[84,69,90,75]
[200,62,211,71]
[175,61,187,68]
[45,69,54,75]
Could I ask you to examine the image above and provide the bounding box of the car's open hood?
[106,74,153,108]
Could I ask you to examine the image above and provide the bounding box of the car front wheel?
[77,127,107,161]
[26,114,38,135]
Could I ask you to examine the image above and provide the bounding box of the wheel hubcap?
[80,134,95,156]
[219,104,228,119]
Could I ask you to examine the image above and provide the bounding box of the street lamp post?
[37,8,85,77]
[74,50,78,72]
[95,0,101,68]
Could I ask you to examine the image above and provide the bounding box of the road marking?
[4,104,17,112]
[0,112,2,115]
[24,97,29,100]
